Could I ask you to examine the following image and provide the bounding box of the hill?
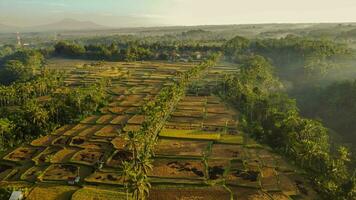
[29,18,108,32]
[0,23,18,33]
[0,19,108,33]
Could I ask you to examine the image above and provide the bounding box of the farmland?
[0,58,317,199]
[1,0,356,198]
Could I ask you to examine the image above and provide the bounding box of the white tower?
[16,32,22,46]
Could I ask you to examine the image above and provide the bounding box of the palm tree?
[122,161,150,200]
[0,118,14,150]
[133,171,151,200]
[122,161,133,200]
[125,131,140,163]
[137,144,153,174]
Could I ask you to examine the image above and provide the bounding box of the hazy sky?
[1,0,356,27]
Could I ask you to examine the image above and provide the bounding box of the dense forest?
[52,39,219,62]
[0,49,108,152]
[297,81,356,149]
[222,35,356,199]
[224,34,356,152]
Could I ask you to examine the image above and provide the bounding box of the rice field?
[159,128,221,140]
[71,187,128,200]
[0,59,316,200]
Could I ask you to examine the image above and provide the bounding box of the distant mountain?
[29,18,108,32]
[0,23,18,33]
[0,19,108,33]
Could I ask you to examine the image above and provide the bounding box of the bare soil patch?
[71,149,105,166]
[149,186,230,200]
[149,159,205,179]
[4,146,41,162]
[155,139,209,157]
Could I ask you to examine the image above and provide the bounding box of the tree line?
[122,53,221,200]
[219,54,355,199]
[0,80,108,151]
[224,35,351,79]
[0,71,63,107]
[53,41,218,62]
[0,49,108,152]
[0,83,108,151]
[296,80,356,158]
[0,49,44,85]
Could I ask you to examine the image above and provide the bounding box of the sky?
[1,0,356,27]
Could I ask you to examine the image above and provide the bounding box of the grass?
[39,164,78,181]
[76,126,101,137]
[111,136,126,150]
[123,124,141,132]
[27,184,79,200]
[96,115,116,124]
[30,135,56,147]
[81,116,100,124]
[51,125,75,135]
[0,59,314,199]
[217,134,244,144]
[71,186,128,200]
[50,148,78,163]
[20,166,46,182]
[94,125,120,137]
[0,163,14,181]
[70,149,105,166]
[127,115,145,124]
[85,171,124,185]
[154,139,210,157]
[159,128,221,140]
[32,146,61,165]
[149,177,205,185]
[148,185,232,200]
[3,146,41,163]
[149,158,206,179]
[110,115,129,125]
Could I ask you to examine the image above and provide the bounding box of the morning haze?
[1,0,356,29]
[0,1,355,200]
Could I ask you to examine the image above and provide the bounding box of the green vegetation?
[0,50,108,152]
[122,53,220,199]
[53,40,211,62]
[71,187,128,200]
[225,35,351,78]
[27,184,79,200]
[0,187,11,200]
[0,82,107,151]
[220,53,355,199]
[159,129,221,140]
[217,134,243,144]
[297,80,356,159]
[0,49,44,85]
[1,24,356,200]
[0,72,63,107]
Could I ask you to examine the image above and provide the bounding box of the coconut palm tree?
[0,118,14,150]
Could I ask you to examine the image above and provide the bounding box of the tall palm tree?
[0,118,14,150]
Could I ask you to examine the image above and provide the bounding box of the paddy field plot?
[27,184,80,200]
[71,186,127,200]
[0,60,317,200]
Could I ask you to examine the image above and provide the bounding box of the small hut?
[9,191,23,200]
[68,167,80,185]
[67,176,80,185]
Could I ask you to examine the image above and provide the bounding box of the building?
[9,191,23,200]
[194,52,202,60]
[67,176,80,185]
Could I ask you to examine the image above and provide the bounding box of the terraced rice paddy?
[0,60,316,199]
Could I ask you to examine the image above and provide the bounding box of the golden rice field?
[0,59,317,199]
